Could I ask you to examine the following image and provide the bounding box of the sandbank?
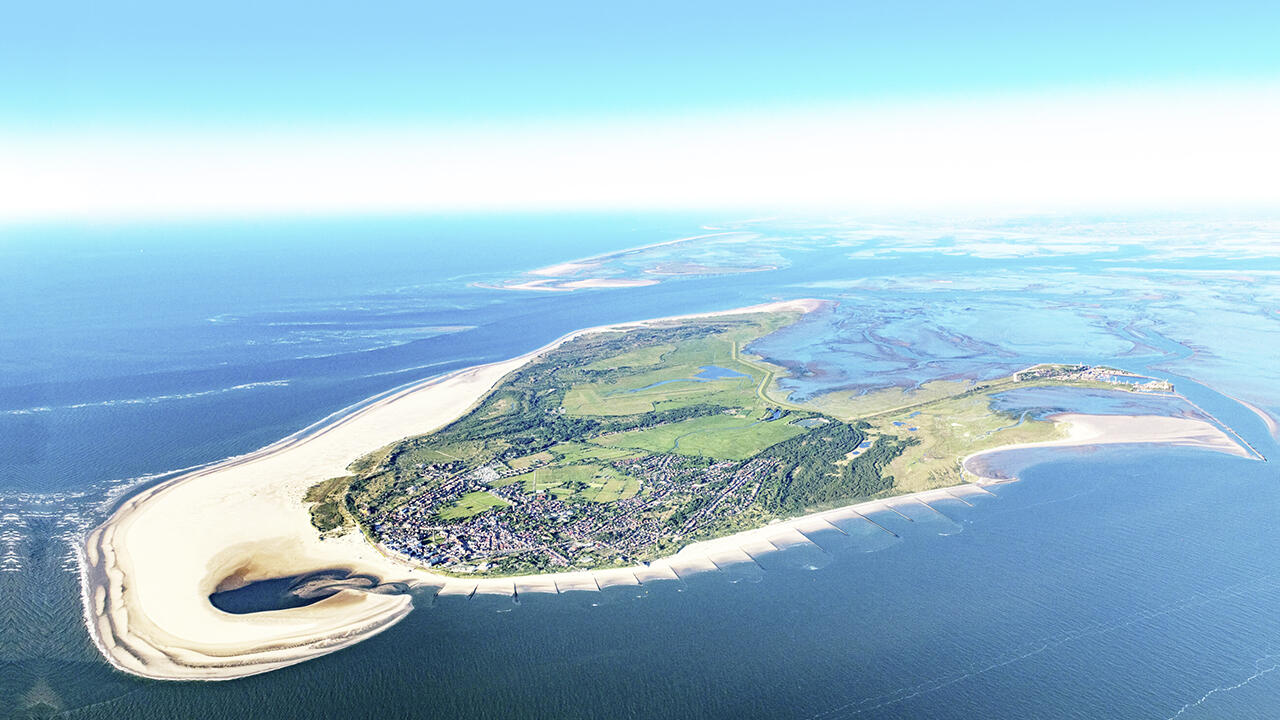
[527,261,599,277]
[961,412,1255,482]
[477,277,661,292]
[1233,396,1280,440]
[524,231,751,279]
[560,278,660,289]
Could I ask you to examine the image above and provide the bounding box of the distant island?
[81,300,1254,681]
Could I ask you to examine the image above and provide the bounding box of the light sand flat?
[630,564,681,584]
[705,547,758,570]
[592,569,641,588]
[513,577,560,595]
[962,412,1253,482]
[553,573,601,593]
[667,554,720,578]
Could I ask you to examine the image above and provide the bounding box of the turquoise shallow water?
[2,213,1278,718]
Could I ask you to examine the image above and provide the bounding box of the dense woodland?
[756,423,916,513]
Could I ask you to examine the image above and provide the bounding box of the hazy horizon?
[3,2,1279,222]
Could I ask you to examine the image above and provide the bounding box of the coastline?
[960,412,1255,482]
[524,231,752,277]
[476,277,661,292]
[478,231,755,292]
[80,301,1256,682]
[79,300,821,681]
[1232,395,1280,440]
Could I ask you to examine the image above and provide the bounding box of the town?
[374,453,783,575]
[1013,363,1174,392]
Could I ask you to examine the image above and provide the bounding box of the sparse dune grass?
[872,393,1064,493]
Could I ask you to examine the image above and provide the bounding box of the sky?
[2,1,1279,221]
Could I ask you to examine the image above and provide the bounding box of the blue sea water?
[988,387,1203,421]
[2,213,1279,718]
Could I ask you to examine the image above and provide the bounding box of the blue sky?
[5,1,1278,130]
[2,2,1278,220]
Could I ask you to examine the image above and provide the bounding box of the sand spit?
[82,303,1256,682]
[525,231,752,277]
[961,412,1256,482]
[79,300,822,681]
[481,277,661,292]
[1233,396,1280,440]
[527,261,600,277]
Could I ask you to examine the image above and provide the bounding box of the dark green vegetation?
[304,475,354,533]
[314,312,915,576]
[757,425,917,514]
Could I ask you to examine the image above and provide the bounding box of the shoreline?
[524,231,753,277]
[1231,395,1280,441]
[79,299,822,681]
[475,277,662,292]
[480,231,757,292]
[80,301,1256,681]
[960,412,1255,482]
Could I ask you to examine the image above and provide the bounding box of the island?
[79,300,1255,680]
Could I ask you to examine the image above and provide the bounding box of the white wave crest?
[1,379,291,415]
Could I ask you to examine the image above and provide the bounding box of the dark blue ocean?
[2,214,1278,718]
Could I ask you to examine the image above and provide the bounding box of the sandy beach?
[79,300,820,680]
[80,302,1255,681]
[961,412,1255,482]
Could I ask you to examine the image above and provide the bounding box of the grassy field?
[591,413,806,460]
[506,450,554,470]
[495,463,641,502]
[585,342,673,370]
[809,379,977,420]
[868,393,1065,493]
[437,490,511,520]
[562,378,757,416]
[549,442,643,464]
[583,473,642,502]
[562,321,774,416]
